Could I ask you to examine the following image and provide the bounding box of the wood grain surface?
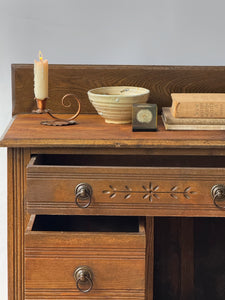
[7,148,30,300]
[12,64,225,115]
[194,217,225,299]
[25,154,225,217]
[25,215,146,299]
[155,217,225,300]
[1,114,225,149]
[154,218,194,300]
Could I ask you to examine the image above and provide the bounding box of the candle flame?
[39,50,43,61]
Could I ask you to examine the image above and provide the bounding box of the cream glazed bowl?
[87,86,150,124]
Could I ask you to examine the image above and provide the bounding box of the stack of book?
[161,93,225,130]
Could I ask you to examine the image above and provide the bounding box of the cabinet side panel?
[7,148,30,300]
[7,148,14,300]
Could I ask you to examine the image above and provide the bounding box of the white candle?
[34,51,48,100]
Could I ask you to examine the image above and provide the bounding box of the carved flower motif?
[102,183,196,201]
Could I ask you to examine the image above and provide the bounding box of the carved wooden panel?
[26,158,225,216]
[102,183,196,201]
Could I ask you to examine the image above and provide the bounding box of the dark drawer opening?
[33,154,225,168]
[31,215,140,233]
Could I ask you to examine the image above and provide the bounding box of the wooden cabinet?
[2,64,225,300]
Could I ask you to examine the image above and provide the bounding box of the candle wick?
[39,50,43,61]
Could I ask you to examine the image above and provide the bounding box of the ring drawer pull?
[75,183,92,208]
[211,184,225,210]
[74,266,93,293]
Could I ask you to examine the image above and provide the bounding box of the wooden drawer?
[25,215,146,299]
[26,154,225,216]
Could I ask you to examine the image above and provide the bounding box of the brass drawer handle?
[74,266,93,293]
[211,184,225,210]
[75,183,92,208]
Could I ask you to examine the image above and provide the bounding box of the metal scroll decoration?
[102,182,196,202]
[33,93,81,126]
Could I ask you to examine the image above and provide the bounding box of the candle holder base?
[32,108,49,114]
[32,98,49,114]
[40,120,77,126]
[33,94,81,126]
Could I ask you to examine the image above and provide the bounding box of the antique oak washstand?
[1,64,225,300]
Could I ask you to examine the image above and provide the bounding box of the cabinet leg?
[8,148,30,300]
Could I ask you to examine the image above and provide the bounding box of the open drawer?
[24,215,146,299]
[26,154,225,216]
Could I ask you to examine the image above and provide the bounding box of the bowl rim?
[88,86,150,97]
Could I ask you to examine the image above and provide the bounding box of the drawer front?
[25,215,146,299]
[26,157,225,216]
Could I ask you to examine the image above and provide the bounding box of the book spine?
[172,101,225,118]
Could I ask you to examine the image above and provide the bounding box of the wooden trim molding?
[7,148,30,300]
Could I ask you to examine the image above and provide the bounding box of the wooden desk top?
[1,114,225,149]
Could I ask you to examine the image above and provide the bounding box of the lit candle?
[34,51,48,100]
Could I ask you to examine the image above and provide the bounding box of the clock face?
[136,109,153,123]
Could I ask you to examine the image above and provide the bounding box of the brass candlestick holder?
[33,93,81,126]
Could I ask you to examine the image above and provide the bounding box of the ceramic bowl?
[87,86,150,124]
